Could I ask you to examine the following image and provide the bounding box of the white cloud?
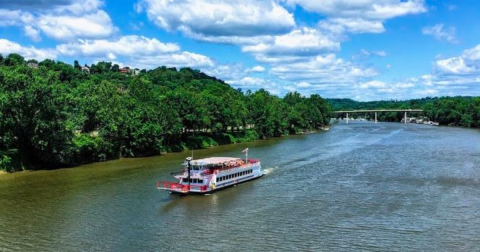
[435,44,480,75]
[319,18,385,34]
[242,27,340,58]
[296,81,311,88]
[137,0,295,39]
[55,35,214,69]
[0,9,24,26]
[130,52,214,69]
[0,39,57,60]
[436,57,474,74]
[56,35,179,58]
[283,0,427,20]
[270,54,378,84]
[0,0,116,41]
[359,80,386,89]
[24,25,41,42]
[226,76,283,94]
[359,49,387,57]
[414,89,438,96]
[422,24,458,43]
[248,66,265,73]
[36,10,116,41]
[463,45,480,61]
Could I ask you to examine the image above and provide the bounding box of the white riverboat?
[157,150,263,194]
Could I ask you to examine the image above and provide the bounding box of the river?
[0,122,479,251]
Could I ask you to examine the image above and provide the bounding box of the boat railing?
[156,181,209,192]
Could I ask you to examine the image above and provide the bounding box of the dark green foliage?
[0,56,331,171]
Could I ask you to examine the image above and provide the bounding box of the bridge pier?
[375,112,377,123]
[405,111,407,124]
[346,113,349,124]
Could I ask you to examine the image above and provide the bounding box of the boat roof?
[191,157,241,165]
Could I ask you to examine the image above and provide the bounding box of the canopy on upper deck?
[191,157,241,166]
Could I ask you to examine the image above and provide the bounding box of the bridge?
[334,109,424,124]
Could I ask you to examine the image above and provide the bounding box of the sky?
[0,0,479,101]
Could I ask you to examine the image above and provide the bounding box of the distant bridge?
[334,109,424,124]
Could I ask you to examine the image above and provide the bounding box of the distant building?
[119,67,130,74]
[132,68,140,75]
[81,66,90,73]
[27,62,38,69]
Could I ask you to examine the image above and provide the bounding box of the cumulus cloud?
[0,39,57,60]
[286,0,426,38]
[55,35,214,69]
[319,18,385,34]
[128,52,214,69]
[24,25,41,42]
[242,27,340,58]
[359,80,387,89]
[296,81,312,88]
[422,24,458,43]
[0,0,76,11]
[282,0,427,20]
[56,35,179,58]
[226,76,283,94]
[248,66,266,73]
[136,0,295,39]
[0,0,116,41]
[36,9,116,41]
[270,54,378,84]
[435,44,480,75]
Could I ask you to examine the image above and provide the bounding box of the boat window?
[198,179,203,184]
[216,177,219,182]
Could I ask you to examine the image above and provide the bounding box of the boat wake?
[263,166,278,175]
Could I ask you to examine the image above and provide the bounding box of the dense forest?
[0,54,331,172]
[327,97,480,127]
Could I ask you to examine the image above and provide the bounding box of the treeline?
[327,97,480,127]
[0,54,331,172]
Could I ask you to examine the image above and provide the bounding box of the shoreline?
[1,127,331,175]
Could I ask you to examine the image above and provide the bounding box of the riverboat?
[156,149,263,194]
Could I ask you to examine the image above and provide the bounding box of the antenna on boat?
[242,148,249,163]
[185,157,192,190]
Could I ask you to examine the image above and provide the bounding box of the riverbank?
[1,127,330,174]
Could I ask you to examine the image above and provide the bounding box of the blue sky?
[0,0,479,100]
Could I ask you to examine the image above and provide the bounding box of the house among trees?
[27,62,38,69]
[133,68,140,75]
[119,67,130,74]
[81,66,90,73]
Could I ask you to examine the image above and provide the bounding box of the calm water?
[1,122,479,251]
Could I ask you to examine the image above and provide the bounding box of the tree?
[74,60,81,70]
[4,54,24,66]
[0,65,73,168]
